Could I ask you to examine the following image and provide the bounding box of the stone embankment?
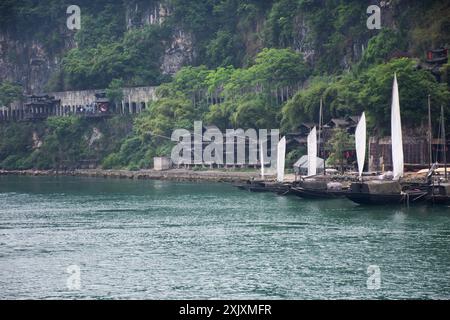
[0,169,427,184]
[0,169,261,183]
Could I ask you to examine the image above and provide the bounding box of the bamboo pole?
[428,95,432,168]
[441,105,447,180]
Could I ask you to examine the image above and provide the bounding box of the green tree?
[74,3,125,48]
[206,30,243,67]
[281,77,330,132]
[249,48,309,87]
[358,58,450,132]
[61,25,166,90]
[232,94,277,129]
[282,58,449,134]
[263,0,299,48]
[0,122,37,169]
[205,66,235,96]
[106,79,124,107]
[40,117,88,168]
[358,29,406,70]
[0,81,23,107]
[204,100,237,129]
[327,128,354,174]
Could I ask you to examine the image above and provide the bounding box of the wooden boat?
[346,74,415,205]
[411,104,449,205]
[426,107,449,205]
[427,183,450,205]
[235,180,263,191]
[235,135,289,194]
[290,186,348,199]
[345,191,427,205]
[345,181,427,205]
[235,180,290,194]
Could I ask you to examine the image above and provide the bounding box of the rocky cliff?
[0,28,73,93]
[0,0,195,93]
[0,0,448,94]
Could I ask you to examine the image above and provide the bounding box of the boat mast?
[441,105,447,181]
[428,95,433,168]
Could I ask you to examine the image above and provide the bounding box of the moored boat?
[236,134,290,194]
[290,184,348,199]
[346,74,417,205]
[345,181,427,205]
[235,180,291,193]
[235,180,264,191]
[426,106,449,205]
[427,183,450,205]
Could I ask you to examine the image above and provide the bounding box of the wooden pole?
[318,97,326,175]
[441,105,447,180]
[428,95,433,168]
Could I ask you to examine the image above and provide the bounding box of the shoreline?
[0,169,427,184]
[0,168,263,183]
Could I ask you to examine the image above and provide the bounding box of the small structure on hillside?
[422,47,448,83]
[326,116,360,134]
[95,91,110,113]
[426,47,448,65]
[23,94,60,121]
[73,91,111,117]
[154,157,172,171]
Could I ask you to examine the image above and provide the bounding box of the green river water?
[0,176,449,299]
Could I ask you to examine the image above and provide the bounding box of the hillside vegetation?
[0,0,449,170]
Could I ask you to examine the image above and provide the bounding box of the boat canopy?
[293,155,324,176]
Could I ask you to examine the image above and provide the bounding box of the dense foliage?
[0,0,449,170]
[0,81,23,107]
[0,116,133,170]
[282,58,450,135]
[326,128,354,173]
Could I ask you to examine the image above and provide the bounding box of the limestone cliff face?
[161,29,194,75]
[0,0,414,94]
[0,30,74,93]
[0,1,194,94]
[124,1,194,75]
[125,1,169,29]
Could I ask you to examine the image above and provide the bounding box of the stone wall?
[0,86,158,121]
[52,86,157,108]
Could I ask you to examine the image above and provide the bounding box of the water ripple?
[0,176,449,299]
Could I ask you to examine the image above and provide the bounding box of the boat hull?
[427,195,450,205]
[426,184,450,205]
[345,191,427,205]
[235,182,290,194]
[345,192,406,205]
[290,187,348,199]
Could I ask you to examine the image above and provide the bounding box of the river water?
[0,176,449,299]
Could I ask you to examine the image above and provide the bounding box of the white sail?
[277,137,286,182]
[260,139,265,179]
[355,112,366,178]
[391,73,404,180]
[307,127,317,176]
